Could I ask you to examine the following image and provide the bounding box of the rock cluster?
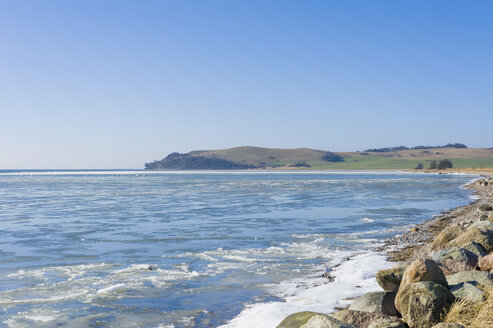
[277,178,493,328]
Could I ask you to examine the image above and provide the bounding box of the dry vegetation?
[445,285,493,327]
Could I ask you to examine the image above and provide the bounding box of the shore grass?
[445,285,493,327]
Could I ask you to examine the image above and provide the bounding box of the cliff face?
[145,153,256,170]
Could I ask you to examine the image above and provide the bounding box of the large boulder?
[430,224,464,252]
[478,204,493,211]
[449,282,485,303]
[480,214,489,221]
[368,317,407,328]
[277,312,318,328]
[431,246,478,274]
[466,221,493,231]
[446,270,493,288]
[447,227,493,253]
[348,291,399,316]
[376,266,406,291]
[395,258,448,313]
[332,310,387,328]
[431,324,465,328]
[302,314,358,328]
[276,312,356,328]
[479,254,493,272]
[396,281,455,328]
[461,241,487,258]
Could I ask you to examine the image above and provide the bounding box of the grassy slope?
[192,146,327,165]
[308,156,422,169]
[177,147,493,170]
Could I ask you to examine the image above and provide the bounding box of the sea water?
[0,171,475,327]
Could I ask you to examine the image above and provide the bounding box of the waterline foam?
[220,251,392,328]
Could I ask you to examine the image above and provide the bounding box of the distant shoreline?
[145,146,493,171]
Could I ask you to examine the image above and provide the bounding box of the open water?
[0,170,475,327]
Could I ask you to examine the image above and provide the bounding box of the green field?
[303,156,493,170]
[444,158,493,169]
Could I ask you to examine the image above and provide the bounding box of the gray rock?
[332,310,387,328]
[348,291,398,316]
[461,241,488,258]
[447,227,493,253]
[368,317,407,328]
[449,282,485,303]
[376,266,405,291]
[430,224,464,252]
[431,323,465,328]
[395,258,448,313]
[446,270,493,288]
[396,281,455,328]
[478,204,493,211]
[431,246,478,274]
[431,246,477,263]
[276,312,356,328]
[302,314,358,328]
[277,312,318,328]
[466,221,493,231]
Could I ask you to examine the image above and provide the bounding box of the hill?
[145,146,493,170]
[145,146,343,170]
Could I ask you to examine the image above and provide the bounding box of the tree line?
[364,143,467,153]
[415,159,453,170]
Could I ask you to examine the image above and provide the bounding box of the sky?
[0,1,492,169]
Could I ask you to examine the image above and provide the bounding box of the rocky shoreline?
[277,175,493,328]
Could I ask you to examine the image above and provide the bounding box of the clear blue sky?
[1,1,492,169]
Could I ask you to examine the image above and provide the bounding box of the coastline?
[375,173,488,262]
[275,172,493,328]
[220,172,482,328]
